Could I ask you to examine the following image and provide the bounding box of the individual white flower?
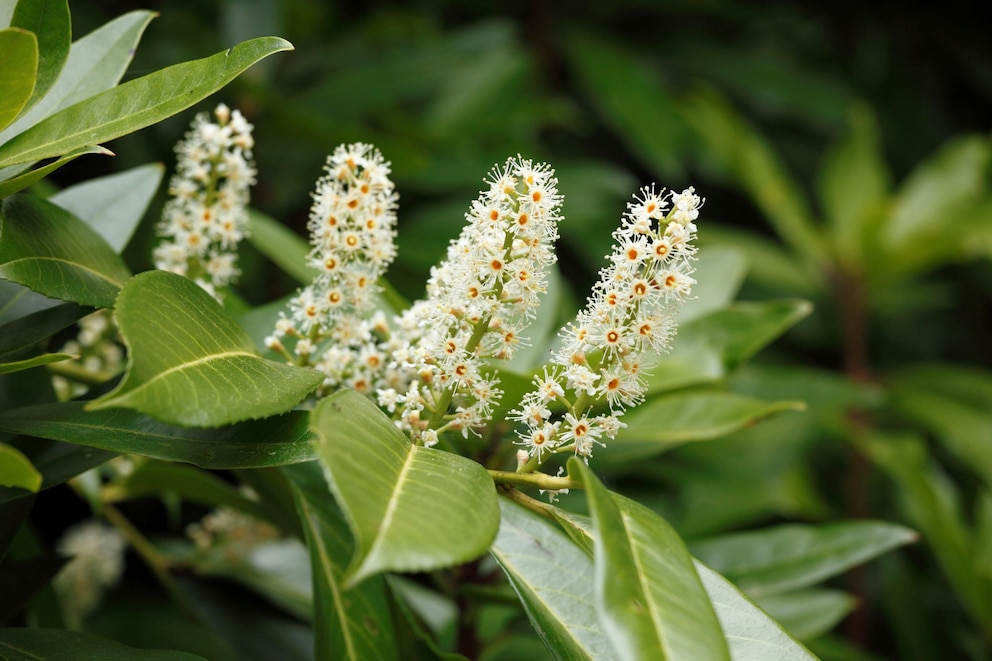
[511,185,701,461]
[154,104,256,297]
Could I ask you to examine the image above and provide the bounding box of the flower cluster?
[386,156,563,445]
[153,103,256,297]
[52,520,127,628]
[266,143,399,396]
[511,186,701,462]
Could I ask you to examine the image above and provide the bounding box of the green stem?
[426,316,491,430]
[489,469,581,491]
[47,361,116,386]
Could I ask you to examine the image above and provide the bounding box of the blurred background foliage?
[47,0,992,658]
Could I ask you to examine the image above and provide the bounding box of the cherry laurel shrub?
[0,4,917,659]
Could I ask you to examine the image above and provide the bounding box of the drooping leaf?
[0,10,154,147]
[647,300,812,393]
[9,0,70,114]
[490,496,612,660]
[0,402,317,469]
[689,521,917,597]
[0,351,73,375]
[312,389,499,587]
[0,194,131,308]
[0,442,41,492]
[88,271,323,427]
[285,462,398,661]
[566,31,689,180]
[548,507,816,660]
[0,28,37,132]
[754,589,857,641]
[0,36,294,168]
[571,458,730,661]
[0,145,111,198]
[0,628,207,660]
[50,163,164,252]
[606,392,805,462]
[247,209,313,285]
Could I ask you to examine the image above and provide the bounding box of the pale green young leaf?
[682,88,828,268]
[490,497,612,661]
[816,104,890,265]
[754,589,856,641]
[0,145,111,199]
[50,163,164,252]
[0,351,72,374]
[571,458,730,661]
[0,437,114,504]
[0,28,37,132]
[0,36,294,168]
[0,10,154,148]
[689,521,917,597]
[0,402,317,469]
[0,628,206,660]
[0,442,41,492]
[604,392,805,462]
[285,463,399,661]
[88,271,323,427]
[311,389,499,588]
[0,194,131,308]
[10,0,69,114]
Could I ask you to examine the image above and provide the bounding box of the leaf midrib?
[118,350,258,395]
[363,444,416,564]
[620,510,668,657]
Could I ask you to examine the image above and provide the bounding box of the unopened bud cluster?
[511,186,701,462]
[153,103,256,297]
[266,143,400,396]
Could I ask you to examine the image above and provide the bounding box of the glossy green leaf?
[0,11,154,148]
[0,28,37,132]
[566,32,688,179]
[647,300,812,393]
[816,104,889,265]
[0,402,316,469]
[607,392,804,461]
[0,628,207,660]
[860,431,992,633]
[571,458,730,661]
[0,36,294,168]
[286,463,398,660]
[694,563,817,660]
[88,271,323,427]
[689,521,916,597]
[248,209,313,284]
[312,389,499,587]
[10,0,70,114]
[0,442,40,491]
[50,163,164,252]
[0,351,72,374]
[106,461,279,524]
[683,88,827,268]
[0,194,131,308]
[548,507,815,660]
[754,589,856,641]
[0,145,111,198]
[490,497,612,660]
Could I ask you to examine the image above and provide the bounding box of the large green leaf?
[0,194,131,308]
[0,10,154,148]
[689,521,916,597]
[88,271,323,427]
[10,0,69,114]
[50,163,164,252]
[0,628,207,660]
[285,463,398,661]
[647,300,812,393]
[0,145,111,198]
[0,36,294,168]
[0,28,37,132]
[606,391,804,462]
[0,442,40,491]
[0,402,316,468]
[548,507,815,660]
[490,497,612,660]
[312,389,499,587]
[682,88,827,268]
[571,458,730,661]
